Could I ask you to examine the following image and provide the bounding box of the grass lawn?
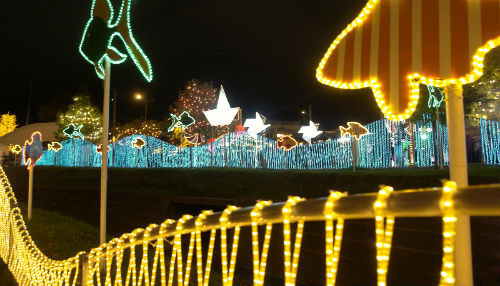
[0,205,101,286]
[3,164,500,200]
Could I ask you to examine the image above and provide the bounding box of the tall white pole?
[444,84,473,285]
[27,167,33,220]
[100,60,111,244]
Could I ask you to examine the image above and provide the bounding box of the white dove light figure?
[203,85,239,126]
[244,112,270,138]
[299,121,323,144]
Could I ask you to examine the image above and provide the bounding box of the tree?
[0,113,17,137]
[464,46,500,120]
[169,79,218,136]
[114,119,163,139]
[56,95,103,143]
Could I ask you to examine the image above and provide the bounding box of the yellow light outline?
[316,0,500,121]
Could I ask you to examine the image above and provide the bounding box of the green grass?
[4,165,500,200]
[0,205,101,286]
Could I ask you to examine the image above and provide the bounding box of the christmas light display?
[48,142,63,152]
[79,0,153,81]
[57,96,102,143]
[23,132,43,170]
[298,121,323,144]
[316,0,500,121]
[32,116,464,169]
[9,145,22,154]
[480,119,500,165]
[203,86,239,126]
[439,181,458,286]
[96,144,111,154]
[131,137,146,149]
[277,136,298,151]
[374,186,394,286]
[339,122,369,140]
[0,113,17,137]
[168,111,195,132]
[63,123,85,139]
[244,112,270,138]
[427,85,444,108]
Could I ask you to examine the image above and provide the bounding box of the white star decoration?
[299,121,323,144]
[244,112,270,138]
[203,85,239,126]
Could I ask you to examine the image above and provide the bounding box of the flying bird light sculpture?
[203,86,239,126]
[244,112,270,138]
[316,0,500,121]
[299,121,323,144]
[79,0,153,81]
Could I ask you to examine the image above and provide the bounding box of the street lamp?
[134,93,147,122]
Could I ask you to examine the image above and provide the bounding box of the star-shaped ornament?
[203,85,239,126]
[244,112,270,138]
[299,121,323,144]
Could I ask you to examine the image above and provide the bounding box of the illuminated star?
[203,85,239,126]
[299,121,323,144]
[244,112,270,138]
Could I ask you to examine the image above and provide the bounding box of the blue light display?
[31,117,500,169]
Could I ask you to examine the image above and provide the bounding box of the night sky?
[1,0,383,130]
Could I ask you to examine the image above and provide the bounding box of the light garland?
[374,186,394,286]
[324,191,345,286]
[282,196,305,286]
[316,0,500,121]
[251,200,273,286]
[439,181,457,286]
[79,0,153,81]
[220,205,241,286]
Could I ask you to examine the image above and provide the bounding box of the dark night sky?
[0,0,382,130]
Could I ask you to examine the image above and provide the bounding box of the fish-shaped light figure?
[63,123,85,139]
[244,112,270,139]
[9,144,22,154]
[298,121,323,144]
[96,144,111,154]
[277,135,298,151]
[316,0,500,121]
[203,86,239,126]
[131,137,146,149]
[23,131,43,170]
[339,122,369,140]
[48,142,63,152]
[168,111,196,132]
[185,133,203,145]
[79,0,153,82]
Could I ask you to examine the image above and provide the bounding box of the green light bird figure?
[79,0,153,82]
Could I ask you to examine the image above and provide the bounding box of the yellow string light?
[316,0,500,121]
[220,205,241,286]
[282,196,305,286]
[195,210,216,286]
[374,186,394,286]
[324,191,346,286]
[439,181,457,286]
[251,200,273,286]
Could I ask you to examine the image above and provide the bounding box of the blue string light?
[32,117,499,169]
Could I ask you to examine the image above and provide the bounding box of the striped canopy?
[316,0,500,121]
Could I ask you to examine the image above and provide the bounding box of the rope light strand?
[439,181,457,286]
[220,205,241,286]
[195,210,216,286]
[250,200,273,286]
[374,186,395,286]
[324,191,346,286]
[282,196,305,286]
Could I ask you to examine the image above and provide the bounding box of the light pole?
[135,93,148,122]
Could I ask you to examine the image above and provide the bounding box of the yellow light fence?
[1,164,500,286]
[0,167,84,286]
